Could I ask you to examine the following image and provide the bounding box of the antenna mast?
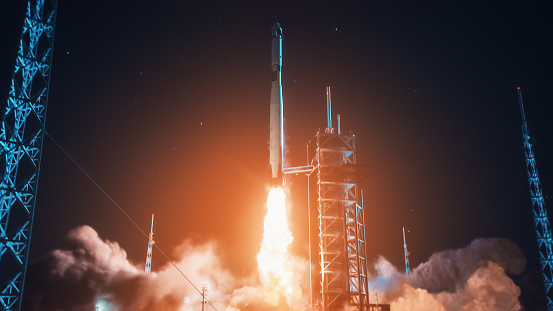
[403,227,410,275]
[145,214,155,275]
[518,87,553,309]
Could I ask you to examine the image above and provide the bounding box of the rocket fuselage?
[269,23,284,185]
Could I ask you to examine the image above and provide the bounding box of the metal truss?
[0,1,57,309]
[517,88,553,310]
[312,132,369,311]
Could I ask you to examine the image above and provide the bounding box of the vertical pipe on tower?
[307,143,313,309]
[326,86,332,133]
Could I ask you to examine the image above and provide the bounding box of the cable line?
[44,130,218,311]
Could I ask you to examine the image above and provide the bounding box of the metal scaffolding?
[310,131,369,311]
[0,1,57,310]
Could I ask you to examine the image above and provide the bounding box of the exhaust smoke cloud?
[370,238,526,311]
[23,226,526,310]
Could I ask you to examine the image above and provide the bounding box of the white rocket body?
[269,23,284,185]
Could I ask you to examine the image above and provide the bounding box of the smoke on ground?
[370,238,526,311]
[22,225,307,311]
[23,227,525,311]
[23,225,244,311]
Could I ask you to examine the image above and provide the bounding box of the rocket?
[269,23,284,186]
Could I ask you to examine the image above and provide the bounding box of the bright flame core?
[257,187,301,307]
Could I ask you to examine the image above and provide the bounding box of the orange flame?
[257,187,301,307]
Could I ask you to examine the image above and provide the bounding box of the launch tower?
[309,87,369,311]
[517,87,553,309]
[0,1,57,310]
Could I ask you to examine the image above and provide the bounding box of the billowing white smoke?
[23,225,307,311]
[23,227,526,311]
[369,238,526,311]
[23,225,245,311]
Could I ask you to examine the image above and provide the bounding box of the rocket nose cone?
[271,23,282,37]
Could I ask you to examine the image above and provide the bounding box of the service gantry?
[308,87,369,311]
[517,87,553,310]
[0,1,57,310]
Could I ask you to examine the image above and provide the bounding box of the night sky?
[1,0,553,308]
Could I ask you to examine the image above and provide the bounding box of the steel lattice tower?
[145,214,154,275]
[403,227,410,275]
[0,1,57,309]
[310,129,369,311]
[517,87,553,309]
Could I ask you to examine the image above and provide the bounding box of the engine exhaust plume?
[257,187,302,308]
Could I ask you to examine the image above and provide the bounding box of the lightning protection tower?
[145,214,154,274]
[308,87,369,311]
[0,1,57,309]
[403,227,410,275]
[517,87,553,309]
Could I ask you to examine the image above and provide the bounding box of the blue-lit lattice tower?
[0,1,57,310]
[517,88,553,309]
[403,227,410,275]
[310,131,369,311]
